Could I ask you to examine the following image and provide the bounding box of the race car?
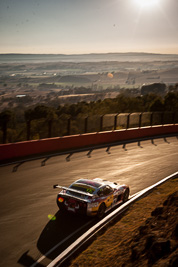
[53,178,130,219]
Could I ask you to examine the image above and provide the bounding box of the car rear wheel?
[97,203,106,219]
[123,188,129,202]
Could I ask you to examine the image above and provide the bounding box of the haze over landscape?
[0,2,178,266]
[0,0,178,55]
[0,0,178,139]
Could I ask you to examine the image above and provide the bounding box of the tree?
[45,108,57,138]
[24,109,34,140]
[142,93,160,111]
[25,105,58,140]
[116,94,130,113]
[164,92,178,112]
[0,110,13,143]
[149,97,164,112]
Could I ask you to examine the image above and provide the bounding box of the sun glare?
[134,0,159,8]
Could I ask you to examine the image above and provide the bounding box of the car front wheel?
[97,203,106,219]
[123,188,129,202]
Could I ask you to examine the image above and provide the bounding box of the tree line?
[0,91,178,144]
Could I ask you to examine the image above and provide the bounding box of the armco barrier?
[0,124,178,162]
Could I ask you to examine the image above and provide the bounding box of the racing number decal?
[106,195,114,208]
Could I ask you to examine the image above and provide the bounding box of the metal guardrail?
[47,171,178,267]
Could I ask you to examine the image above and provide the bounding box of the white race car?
[54,178,130,219]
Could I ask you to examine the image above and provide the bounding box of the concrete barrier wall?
[0,125,177,162]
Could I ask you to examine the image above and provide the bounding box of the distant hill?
[0,52,178,63]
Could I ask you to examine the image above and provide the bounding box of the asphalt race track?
[0,136,178,266]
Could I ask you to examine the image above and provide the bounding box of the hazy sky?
[0,0,178,54]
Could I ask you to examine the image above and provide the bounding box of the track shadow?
[18,250,45,267]
[38,210,93,262]
[8,135,177,173]
[41,157,50,166]
[87,149,93,158]
[122,143,127,151]
[164,137,170,144]
[12,161,25,172]
[66,153,73,162]
[18,210,93,266]
[151,139,157,146]
[106,146,111,154]
[138,141,143,148]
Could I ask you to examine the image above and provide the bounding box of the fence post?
[27,120,31,141]
[100,115,104,132]
[2,121,7,144]
[150,112,153,127]
[114,114,118,130]
[67,117,71,135]
[139,113,142,128]
[126,113,130,129]
[172,112,175,125]
[84,116,88,133]
[48,120,52,138]
[161,112,164,126]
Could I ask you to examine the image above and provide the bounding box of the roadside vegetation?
[0,89,178,144]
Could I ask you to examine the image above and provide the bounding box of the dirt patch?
[69,177,178,267]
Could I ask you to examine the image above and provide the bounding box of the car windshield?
[70,184,95,194]
[75,179,101,188]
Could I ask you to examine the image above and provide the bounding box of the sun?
[134,0,159,8]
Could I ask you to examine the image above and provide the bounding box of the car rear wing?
[53,184,94,197]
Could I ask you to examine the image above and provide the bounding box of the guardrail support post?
[100,115,104,132]
[48,120,52,138]
[27,121,31,141]
[84,117,88,133]
[2,121,7,144]
[172,112,175,125]
[67,118,71,135]
[139,113,142,128]
[126,114,130,129]
[150,112,153,127]
[114,114,118,130]
[161,112,164,126]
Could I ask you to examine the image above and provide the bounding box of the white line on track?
[30,219,94,267]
